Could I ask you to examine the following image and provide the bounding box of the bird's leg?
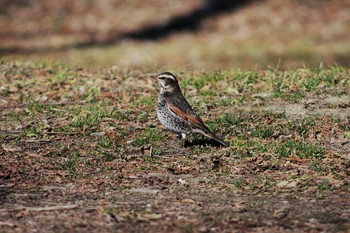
[181,133,187,148]
[176,133,185,147]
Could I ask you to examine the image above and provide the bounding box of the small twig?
[23,139,51,143]
[0,104,24,110]
[46,132,80,135]
[0,130,23,135]
[274,58,281,72]
[0,204,77,212]
[0,222,16,227]
[0,101,86,110]
[149,146,153,157]
[113,201,130,205]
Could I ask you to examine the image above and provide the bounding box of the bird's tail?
[208,131,229,147]
[200,128,229,147]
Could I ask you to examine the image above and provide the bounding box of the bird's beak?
[150,74,157,79]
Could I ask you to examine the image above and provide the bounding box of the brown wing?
[168,103,202,126]
[166,95,229,147]
[166,98,205,129]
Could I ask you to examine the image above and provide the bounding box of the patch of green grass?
[24,128,41,138]
[152,148,165,156]
[181,77,205,91]
[302,77,321,91]
[70,105,108,131]
[260,110,287,119]
[201,72,226,82]
[344,132,350,139]
[317,179,332,194]
[273,91,306,101]
[98,137,114,148]
[246,198,264,208]
[142,155,162,164]
[83,86,101,103]
[230,178,243,192]
[54,125,76,133]
[266,67,350,96]
[181,72,225,91]
[309,162,325,174]
[209,112,245,131]
[199,89,217,96]
[23,120,50,138]
[48,70,75,84]
[6,110,27,121]
[255,176,277,191]
[219,96,246,106]
[27,102,55,114]
[110,107,128,122]
[60,149,81,177]
[99,147,126,162]
[287,117,316,138]
[134,96,155,108]
[233,70,260,93]
[251,125,274,138]
[212,110,287,139]
[103,206,122,215]
[132,137,147,147]
[231,139,269,157]
[132,128,165,146]
[322,65,349,87]
[275,140,324,159]
[136,112,152,124]
[334,117,350,132]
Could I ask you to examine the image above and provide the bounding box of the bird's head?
[152,72,180,94]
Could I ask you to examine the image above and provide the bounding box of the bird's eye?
[158,77,165,80]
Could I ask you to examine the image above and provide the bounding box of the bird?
[153,72,229,147]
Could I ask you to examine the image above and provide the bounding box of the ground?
[0,0,350,232]
[0,61,349,232]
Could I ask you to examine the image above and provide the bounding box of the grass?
[70,105,109,130]
[344,132,350,138]
[231,139,269,157]
[132,128,165,146]
[275,140,324,159]
[1,1,350,230]
[2,62,345,162]
[251,125,275,138]
[1,60,349,232]
[208,112,245,131]
[98,136,114,149]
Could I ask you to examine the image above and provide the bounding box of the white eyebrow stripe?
[158,73,176,80]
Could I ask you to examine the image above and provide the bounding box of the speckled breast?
[157,97,191,134]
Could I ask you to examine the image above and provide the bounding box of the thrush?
[153,72,229,147]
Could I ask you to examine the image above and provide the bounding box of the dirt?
[1,93,349,232]
[0,0,350,231]
[259,95,350,156]
[1,170,349,233]
[262,95,350,120]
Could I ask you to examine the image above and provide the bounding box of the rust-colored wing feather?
[165,94,229,147]
[166,100,204,128]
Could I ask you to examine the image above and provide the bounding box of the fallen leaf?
[277,180,297,188]
[129,188,159,194]
[2,145,21,152]
[178,178,187,185]
[143,213,162,220]
[181,198,195,204]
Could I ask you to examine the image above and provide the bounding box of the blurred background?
[0,0,349,69]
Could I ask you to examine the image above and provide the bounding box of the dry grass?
[0,60,349,232]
